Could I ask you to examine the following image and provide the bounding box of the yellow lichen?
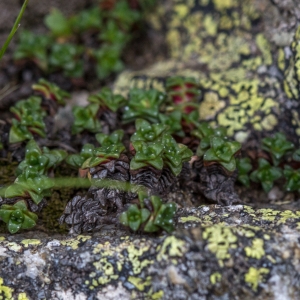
[244,267,269,291]
[203,225,237,266]
[0,277,13,300]
[179,216,202,223]
[21,239,41,247]
[156,236,187,264]
[127,276,151,291]
[210,272,222,285]
[244,238,265,259]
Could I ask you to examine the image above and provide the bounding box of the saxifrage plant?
[71,104,101,134]
[203,136,241,173]
[32,78,70,105]
[262,132,295,166]
[283,165,300,192]
[119,192,176,233]
[9,96,47,143]
[0,200,38,234]
[250,158,282,193]
[88,87,127,112]
[16,139,67,176]
[236,157,252,187]
[123,89,166,123]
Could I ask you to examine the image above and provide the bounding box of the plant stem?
[0,177,147,197]
[0,0,29,60]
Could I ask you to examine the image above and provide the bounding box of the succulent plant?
[193,122,228,157]
[130,141,164,171]
[71,7,103,33]
[16,139,66,176]
[250,158,282,193]
[283,165,300,192]
[123,89,166,123]
[236,157,252,187]
[93,45,124,80]
[82,144,126,169]
[66,143,96,169]
[100,20,129,48]
[130,119,168,143]
[13,30,52,71]
[262,133,295,166]
[161,134,193,176]
[71,103,101,134]
[109,0,141,30]
[5,168,53,205]
[158,110,185,137]
[0,200,38,234]
[9,96,46,143]
[203,136,241,172]
[44,8,72,38]
[49,43,84,78]
[88,88,127,112]
[119,192,176,233]
[32,78,70,105]
[166,76,200,113]
[96,130,124,146]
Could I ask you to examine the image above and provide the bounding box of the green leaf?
[143,219,160,233]
[5,184,26,198]
[82,157,108,169]
[8,219,21,234]
[119,211,129,226]
[0,210,12,223]
[44,8,72,37]
[21,214,37,229]
[219,158,237,173]
[140,208,151,223]
[13,200,28,211]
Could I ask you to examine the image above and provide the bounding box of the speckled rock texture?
[1,0,300,299]
[0,205,300,299]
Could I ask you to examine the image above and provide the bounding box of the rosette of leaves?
[82,143,126,169]
[13,30,52,71]
[250,158,282,193]
[236,157,252,187]
[0,200,38,234]
[44,8,72,38]
[71,7,102,33]
[92,45,124,80]
[130,141,164,171]
[166,76,200,113]
[262,133,295,166]
[100,20,129,48]
[71,103,101,134]
[203,136,241,173]
[32,78,70,106]
[49,43,84,78]
[66,143,95,169]
[88,87,127,112]
[16,139,67,176]
[123,89,166,123]
[193,122,228,157]
[161,134,193,176]
[5,168,53,205]
[283,165,300,192]
[96,130,124,146]
[108,0,141,31]
[130,119,168,143]
[9,96,46,143]
[119,193,176,233]
[158,110,185,137]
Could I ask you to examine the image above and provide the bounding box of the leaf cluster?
[9,96,46,143]
[119,193,176,233]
